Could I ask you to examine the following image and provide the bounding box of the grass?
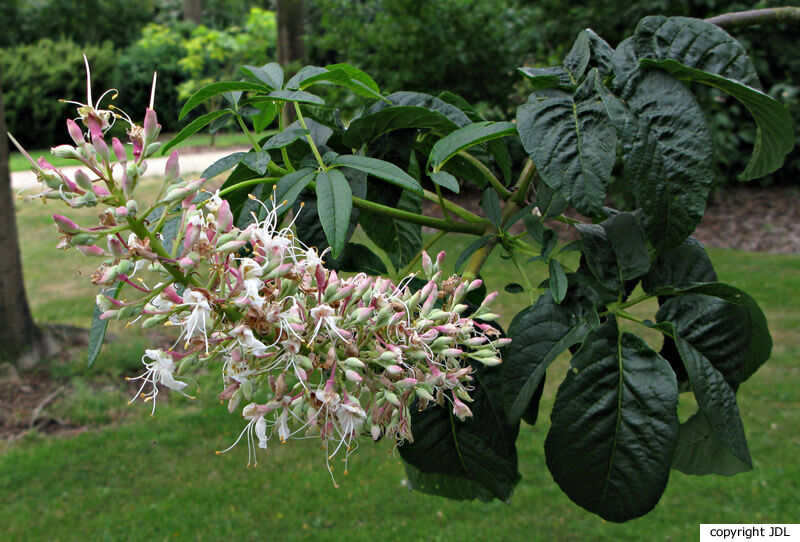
[9,131,251,173]
[3,195,799,541]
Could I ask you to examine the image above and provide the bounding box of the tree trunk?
[277,0,306,66]
[183,0,204,24]
[0,68,50,368]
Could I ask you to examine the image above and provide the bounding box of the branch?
[706,7,800,30]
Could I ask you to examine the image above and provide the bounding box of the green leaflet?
[161,110,231,155]
[427,121,516,173]
[88,282,122,368]
[545,320,679,522]
[640,58,793,180]
[331,155,423,195]
[179,81,269,119]
[314,169,353,259]
[241,62,284,90]
[672,410,753,476]
[517,71,617,217]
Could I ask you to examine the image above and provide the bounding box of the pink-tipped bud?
[77,244,105,257]
[494,338,512,348]
[107,236,127,258]
[480,290,499,307]
[143,108,160,141]
[396,377,418,389]
[112,138,127,163]
[86,115,103,139]
[217,200,233,232]
[370,425,382,441]
[115,206,128,218]
[93,185,111,198]
[467,279,483,292]
[164,150,180,183]
[91,132,111,163]
[463,336,488,346]
[385,365,404,377]
[216,240,247,253]
[421,251,433,277]
[53,214,80,234]
[436,250,446,268]
[66,119,85,145]
[344,369,363,383]
[441,348,464,357]
[73,169,92,192]
[178,256,196,270]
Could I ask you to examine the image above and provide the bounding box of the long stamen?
[83,54,92,106]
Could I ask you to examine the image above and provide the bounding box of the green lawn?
[9,132,251,173]
[3,195,799,541]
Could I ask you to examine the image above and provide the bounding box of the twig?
[29,385,66,429]
[707,7,800,30]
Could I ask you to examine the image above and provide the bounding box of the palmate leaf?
[545,320,679,522]
[399,363,521,502]
[640,59,793,180]
[517,70,617,217]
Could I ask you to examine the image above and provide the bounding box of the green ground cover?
[2,192,798,541]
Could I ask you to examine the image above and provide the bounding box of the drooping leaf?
[403,462,494,502]
[373,91,472,127]
[502,294,589,423]
[262,128,311,150]
[563,29,615,82]
[161,110,231,155]
[518,70,617,217]
[428,121,516,173]
[331,154,423,194]
[266,89,324,105]
[548,259,568,304]
[179,81,269,120]
[655,284,771,387]
[640,58,793,180]
[88,282,122,368]
[314,169,353,258]
[480,188,502,229]
[660,324,753,468]
[430,170,460,193]
[632,15,760,87]
[576,212,651,292]
[400,363,521,502]
[642,237,717,292]
[517,66,575,91]
[598,70,714,250]
[342,106,460,148]
[672,409,752,476]
[202,151,248,180]
[545,320,679,522]
[250,101,278,133]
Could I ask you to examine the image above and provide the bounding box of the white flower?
[216,402,273,467]
[234,258,265,308]
[229,325,270,357]
[309,303,349,342]
[126,349,192,415]
[179,289,212,351]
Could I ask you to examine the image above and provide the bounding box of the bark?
[277,0,306,66]
[0,68,50,368]
[183,0,204,24]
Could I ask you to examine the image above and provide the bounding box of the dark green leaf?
[202,151,247,180]
[266,89,324,105]
[672,410,752,476]
[359,190,422,271]
[535,183,568,220]
[342,106,460,148]
[517,66,575,91]
[642,237,717,292]
[240,151,271,175]
[162,110,231,155]
[179,81,268,120]
[374,91,471,127]
[315,169,353,258]
[480,188,502,229]
[400,364,521,502]
[331,155,423,194]
[251,102,278,133]
[548,259,568,303]
[403,462,494,502]
[522,214,545,244]
[88,282,122,368]
[430,171,459,193]
[518,71,616,217]
[632,16,760,87]
[270,168,315,216]
[502,294,589,423]
[504,283,524,294]
[599,70,713,250]
[640,58,793,180]
[455,235,494,272]
[563,29,615,82]
[656,284,771,386]
[262,128,310,150]
[545,320,679,522]
[576,212,651,292]
[428,121,516,173]
[241,63,283,90]
[327,243,387,276]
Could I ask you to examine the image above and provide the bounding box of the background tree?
[0,70,50,368]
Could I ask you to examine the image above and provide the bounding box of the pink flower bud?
[53,214,80,234]
[345,370,363,383]
[115,206,128,218]
[385,365,403,377]
[217,200,233,232]
[143,108,160,141]
[107,236,127,258]
[73,169,92,192]
[91,132,111,163]
[441,348,464,357]
[421,251,433,276]
[164,151,180,183]
[93,185,111,198]
[112,137,127,163]
[371,425,382,441]
[66,119,85,145]
[480,290,499,307]
[77,244,105,257]
[86,115,103,139]
[436,250,446,267]
[467,279,483,292]
[396,377,418,389]
[179,256,196,270]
